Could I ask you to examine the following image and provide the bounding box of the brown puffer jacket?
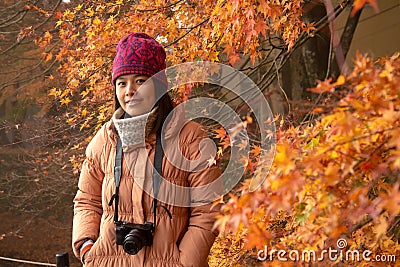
[72,108,221,267]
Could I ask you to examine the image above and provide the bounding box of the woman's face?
[115,74,156,116]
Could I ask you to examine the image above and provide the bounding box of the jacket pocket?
[83,236,101,266]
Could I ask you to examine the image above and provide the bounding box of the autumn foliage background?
[0,0,399,266]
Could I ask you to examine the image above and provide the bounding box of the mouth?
[126,98,142,106]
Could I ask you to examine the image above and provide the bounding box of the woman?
[72,32,221,266]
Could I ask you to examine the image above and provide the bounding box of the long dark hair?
[113,78,174,134]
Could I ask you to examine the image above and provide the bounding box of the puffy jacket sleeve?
[179,123,222,267]
[72,126,106,258]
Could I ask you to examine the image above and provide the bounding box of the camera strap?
[109,132,163,226]
[109,137,123,223]
[152,133,163,225]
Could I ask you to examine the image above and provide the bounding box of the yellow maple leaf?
[60,97,71,106]
[48,88,60,97]
[93,17,102,26]
[45,52,52,62]
[335,75,346,86]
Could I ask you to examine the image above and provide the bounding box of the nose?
[125,82,136,96]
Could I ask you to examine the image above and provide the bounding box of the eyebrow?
[117,74,147,80]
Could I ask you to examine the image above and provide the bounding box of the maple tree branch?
[0,0,24,12]
[387,215,400,241]
[349,215,373,235]
[0,58,58,93]
[0,39,59,77]
[213,0,355,123]
[219,41,286,106]
[135,0,185,12]
[323,127,400,155]
[290,0,350,54]
[0,124,83,148]
[0,10,28,29]
[348,207,398,239]
[313,0,351,30]
[0,0,34,28]
[257,50,286,90]
[0,147,76,215]
[268,34,285,50]
[0,0,61,56]
[165,18,209,48]
[239,41,278,72]
[218,52,287,113]
[273,59,291,113]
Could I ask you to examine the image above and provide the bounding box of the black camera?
[115,221,155,255]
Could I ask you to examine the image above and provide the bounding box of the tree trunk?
[281,1,330,103]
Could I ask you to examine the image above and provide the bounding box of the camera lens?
[123,230,143,255]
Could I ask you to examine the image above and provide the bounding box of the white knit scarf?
[112,108,158,147]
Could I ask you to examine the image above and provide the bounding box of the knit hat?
[112,32,167,86]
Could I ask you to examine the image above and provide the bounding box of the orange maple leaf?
[228,52,241,66]
[250,145,261,157]
[351,0,379,16]
[307,78,335,94]
[214,127,226,140]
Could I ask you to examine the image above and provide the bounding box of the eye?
[136,77,148,85]
[116,81,126,87]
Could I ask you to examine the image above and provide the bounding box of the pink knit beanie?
[112,32,167,86]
